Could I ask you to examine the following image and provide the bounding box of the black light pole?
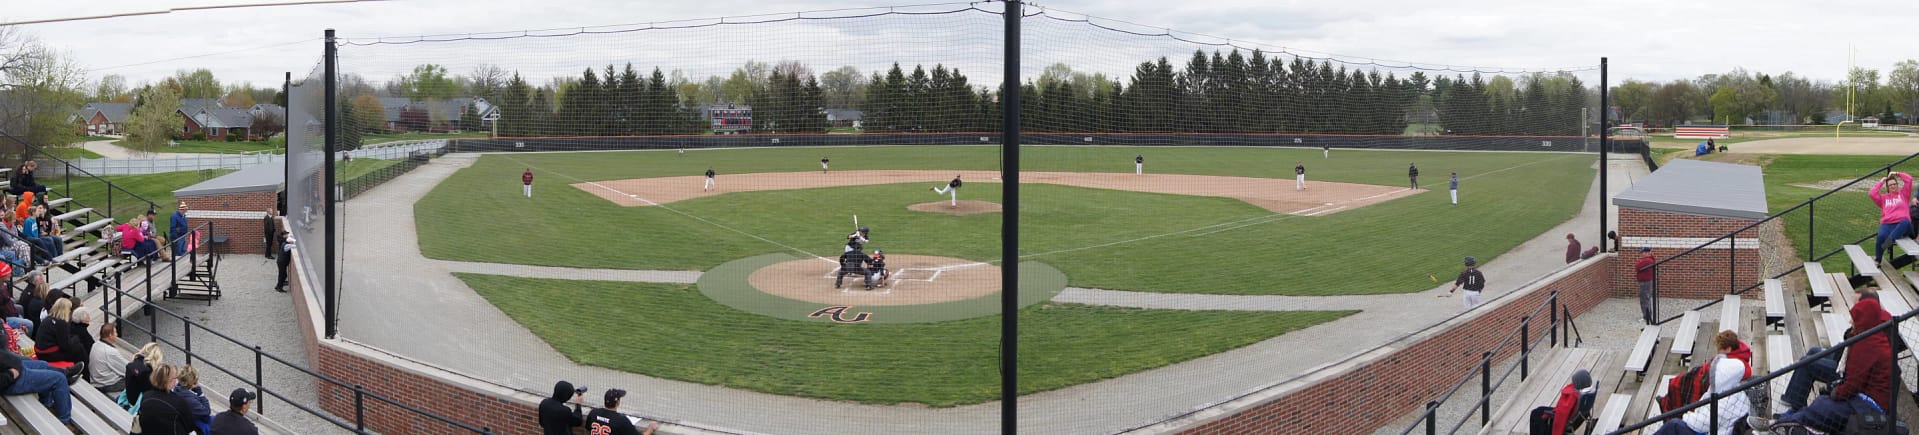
[1001,1,1022,433]
[322,29,339,339]
[1598,57,1609,252]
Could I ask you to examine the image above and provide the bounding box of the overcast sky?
[6,0,1917,92]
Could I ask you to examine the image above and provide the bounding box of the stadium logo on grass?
[808,306,873,323]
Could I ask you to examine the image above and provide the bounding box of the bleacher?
[0,158,235,434]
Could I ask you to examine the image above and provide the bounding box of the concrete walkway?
[79,138,243,160]
[338,152,1650,434]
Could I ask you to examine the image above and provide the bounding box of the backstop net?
[298,3,1608,434]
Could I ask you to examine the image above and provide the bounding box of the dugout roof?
[175,161,284,198]
[1614,159,1768,220]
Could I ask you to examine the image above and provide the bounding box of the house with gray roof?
[76,102,134,135]
[177,105,255,139]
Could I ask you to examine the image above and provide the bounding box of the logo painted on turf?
[809,306,872,323]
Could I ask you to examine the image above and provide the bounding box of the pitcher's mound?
[908,200,1001,215]
[749,254,1000,306]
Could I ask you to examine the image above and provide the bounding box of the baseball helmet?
[859,226,870,233]
[1464,256,1477,266]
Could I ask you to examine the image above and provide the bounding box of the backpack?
[1659,364,1713,413]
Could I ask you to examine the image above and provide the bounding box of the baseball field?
[412,144,1595,405]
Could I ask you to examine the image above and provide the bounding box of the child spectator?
[173,365,213,434]
[20,205,60,263]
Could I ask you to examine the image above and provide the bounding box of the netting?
[294,3,1610,434]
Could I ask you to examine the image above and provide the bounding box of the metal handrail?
[1609,298,1910,434]
[1397,289,1579,435]
[95,221,493,434]
[0,132,161,215]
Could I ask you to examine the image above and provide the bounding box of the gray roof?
[177,98,218,113]
[80,103,134,123]
[825,109,862,121]
[377,97,472,123]
[1614,159,1769,220]
[196,107,254,129]
[174,162,283,197]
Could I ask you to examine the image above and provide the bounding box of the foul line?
[505,156,836,263]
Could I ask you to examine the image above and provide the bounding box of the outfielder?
[931,174,962,207]
[1448,256,1486,309]
[821,157,831,173]
[834,247,878,290]
[846,226,870,252]
[703,166,716,191]
[1294,162,1306,190]
[521,168,534,198]
[1408,163,1420,189]
[1135,154,1144,175]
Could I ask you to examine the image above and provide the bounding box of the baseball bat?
[1429,274,1438,283]
[854,215,859,230]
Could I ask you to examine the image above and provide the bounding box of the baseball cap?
[1641,247,1652,253]
[604,388,627,405]
[230,388,255,408]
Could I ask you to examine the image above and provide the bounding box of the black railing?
[1398,289,1582,435]
[1609,296,1910,434]
[339,146,444,201]
[98,222,491,434]
[1645,148,1919,326]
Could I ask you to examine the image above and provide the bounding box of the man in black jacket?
[538,380,584,435]
[263,208,276,260]
[587,388,659,435]
[835,248,877,290]
[209,388,259,435]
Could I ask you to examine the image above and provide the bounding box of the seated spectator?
[121,343,164,410]
[33,299,89,367]
[0,339,74,429]
[17,274,48,329]
[209,388,259,435]
[8,161,48,199]
[1527,369,1591,435]
[173,364,212,434]
[1772,290,1894,431]
[0,265,31,334]
[587,388,659,435]
[19,205,60,262]
[1652,332,1750,434]
[13,191,31,225]
[137,364,197,435]
[139,211,172,262]
[0,216,33,271]
[90,323,129,393]
[121,218,159,261]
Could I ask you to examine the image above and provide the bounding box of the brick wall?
[1172,256,1616,434]
[314,344,543,434]
[180,191,277,255]
[1612,207,1762,299]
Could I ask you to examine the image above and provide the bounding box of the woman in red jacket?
[1772,292,1894,431]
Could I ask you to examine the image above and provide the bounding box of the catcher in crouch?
[835,243,879,290]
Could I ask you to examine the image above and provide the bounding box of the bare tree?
[250,109,286,139]
[468,64,507,98]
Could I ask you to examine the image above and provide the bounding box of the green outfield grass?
[338,158,400,180]
[458,272,1352,405]
[1647,130,1909,146]
[416,146,1593,296]
[363,131,488,145]
[1761,154,1919,271]
[117,137,285,154]
[50,169,233,228]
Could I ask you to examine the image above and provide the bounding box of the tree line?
[1611,62,1919,127]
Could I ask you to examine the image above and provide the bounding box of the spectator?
[20,205,61,262]
[33,299,88,367]
[538,380,585,435]
[7,161,47,199]
[1565,234,1581,264]
[1447,256,1486,310]
[209,388,259,435]
[173,364,213,434]
[1773,288,1894,431]
[140,210,172,262]
[90,323,129,393]
[1635,247,1657,324]
[0,214,35,270]
[12,191,30,225]
[122,343,164,410]
[0,267,31,333]
[274,232,292,292]
[587,388,659,435]
[1869,172,1914,263]
[1652,331,1750,435]
[1608,231,1621,253]
[1527,369,1591,435]
[137,364,197,435]
[170,202,189,258]
[262,208,276,260]
[18,274,48,329]
[0,339,74,429]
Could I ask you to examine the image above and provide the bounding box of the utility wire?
[1,0,388,26]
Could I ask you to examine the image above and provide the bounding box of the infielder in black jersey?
[703,166,717,191]
[821,157,830,173]
[1408,163,1420,189]
[1294,161,1307,190]
[931,174,962,208]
